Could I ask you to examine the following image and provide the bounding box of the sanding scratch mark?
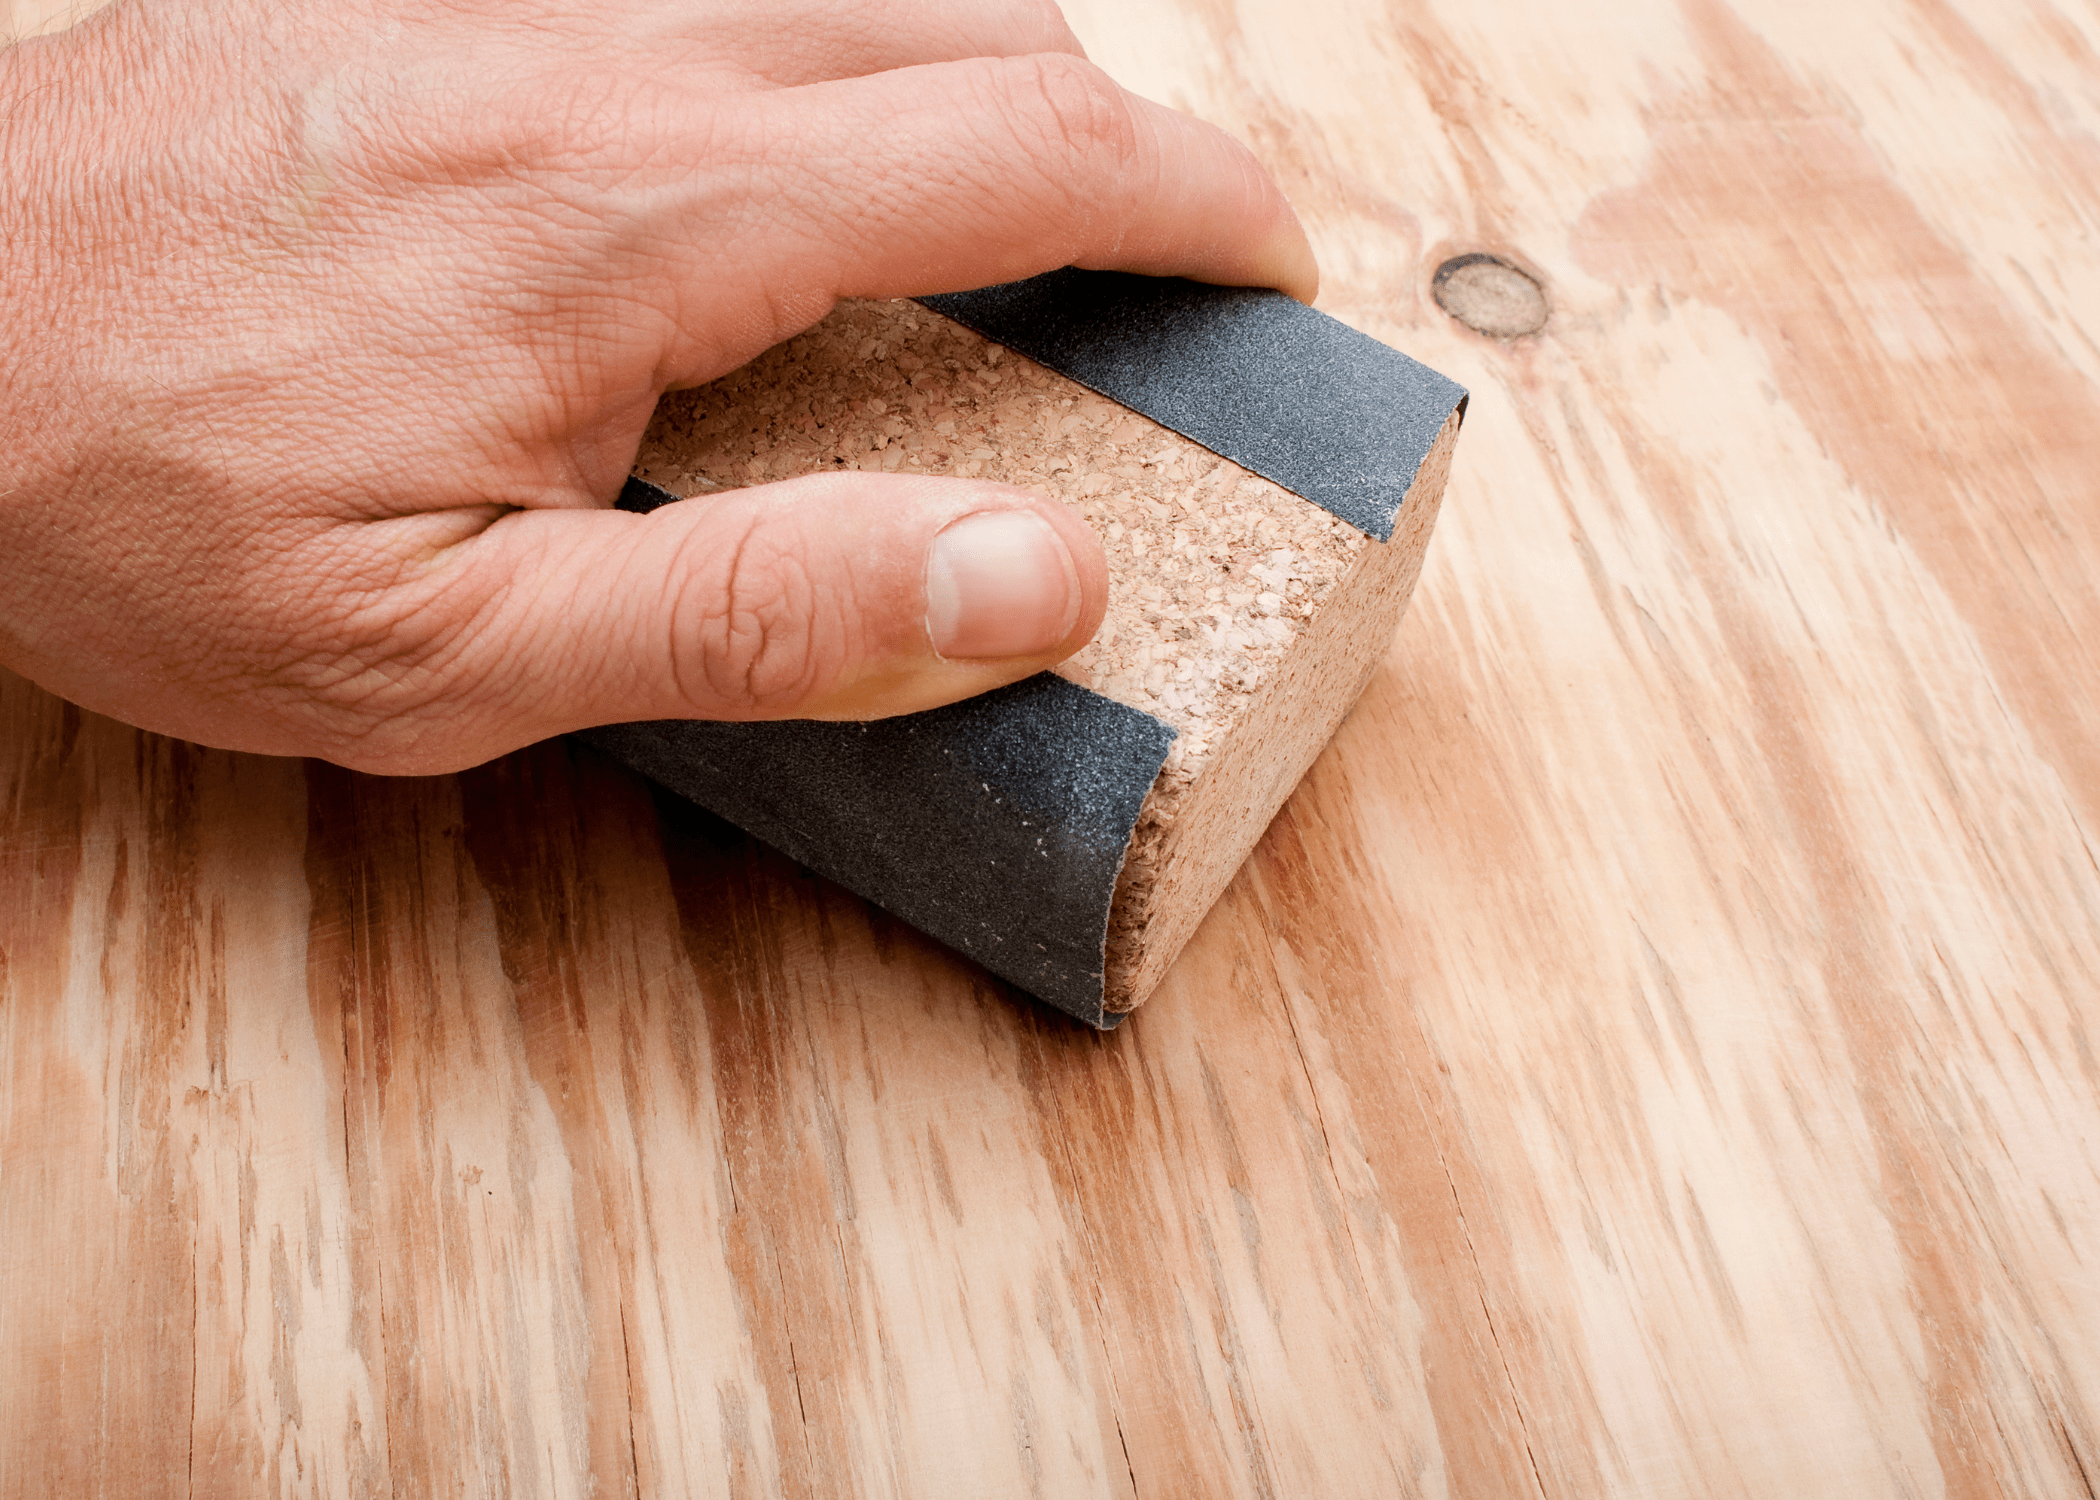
[768,1225,815,1481]
[1115,1411,1140,1500]
[1273,951,1375,1308]
[1446,1177,1550,1500]
[619,1303,641,1497]
[1026,1020,1145,1498]
[1396,1007,1550,1500]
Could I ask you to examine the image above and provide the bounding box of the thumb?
[366,472,1107,770]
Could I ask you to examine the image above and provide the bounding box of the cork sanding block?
[583,270,1466,1026]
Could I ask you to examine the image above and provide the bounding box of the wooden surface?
[5,0,2100,1494]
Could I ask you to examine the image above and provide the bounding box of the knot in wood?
[1433,254,1548,338]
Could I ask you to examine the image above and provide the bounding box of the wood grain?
[5,0,2099,1495]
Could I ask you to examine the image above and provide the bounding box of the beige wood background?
[4,0,83,38]
[6,0,2100,1495]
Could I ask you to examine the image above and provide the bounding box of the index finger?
[658,0,1089,88]
[685,53,1319,308]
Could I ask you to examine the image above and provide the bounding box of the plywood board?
[4,0,2099,1493]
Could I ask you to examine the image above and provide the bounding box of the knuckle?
[349,61,626,199]
[253,549,503,774]
[274,626,468,773]
[999,53,1140,174]
[672,512,843,716]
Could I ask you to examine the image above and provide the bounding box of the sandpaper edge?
[578,681,1173,1029]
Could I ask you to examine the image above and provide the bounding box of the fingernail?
[925,509,1080,660]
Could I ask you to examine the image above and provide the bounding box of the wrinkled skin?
[0,0,1315,772]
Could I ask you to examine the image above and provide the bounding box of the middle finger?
[632,0,1088,88]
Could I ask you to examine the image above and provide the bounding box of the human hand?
[0,0,1314,772]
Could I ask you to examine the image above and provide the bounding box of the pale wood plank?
[1055,0,2100,1492]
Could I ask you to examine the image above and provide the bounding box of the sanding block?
[582,270,1465,1026]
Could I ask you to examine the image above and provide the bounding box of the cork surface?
[634,298,1431,1010]
[925,269,1469,542]
[1102,409,1457,1009]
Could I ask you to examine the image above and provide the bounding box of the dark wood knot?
[1432,254,1548,338]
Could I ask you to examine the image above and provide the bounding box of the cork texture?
[924,269,1469,542]
[632,297,1452,1013]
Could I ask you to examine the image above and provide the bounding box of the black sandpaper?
[580,567,1173,1026]
[920,269,1467,542]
